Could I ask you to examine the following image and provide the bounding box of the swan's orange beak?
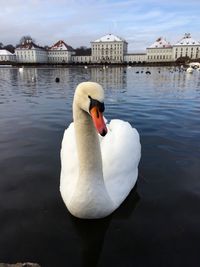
[90,106,107,136]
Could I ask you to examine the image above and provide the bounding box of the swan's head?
[74,82,107,136]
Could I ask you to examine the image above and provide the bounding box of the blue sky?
[0,0,200,51]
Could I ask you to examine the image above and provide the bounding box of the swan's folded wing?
[100,119,141,206]
[60,123,79,203]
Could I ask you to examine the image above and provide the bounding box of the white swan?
[60,82,141,219]
[19,66,24,73]
[186,67,194,73]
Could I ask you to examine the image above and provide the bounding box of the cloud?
[0,0,200,51]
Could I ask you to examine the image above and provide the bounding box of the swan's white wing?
[60,119,141,209]
[60,122,79,204]
[100,119,141,207]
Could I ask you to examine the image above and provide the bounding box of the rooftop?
[0,49,14,55]
[93,34,126,43]
[174,33,200,46]
[16,39,45,50]
[148,37,172,48]
[49,40,74,51]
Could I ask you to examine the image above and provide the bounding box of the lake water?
[0,66,200,267]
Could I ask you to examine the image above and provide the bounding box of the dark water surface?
[0,66,200,267]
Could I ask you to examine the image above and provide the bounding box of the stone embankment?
[0,263,41,267]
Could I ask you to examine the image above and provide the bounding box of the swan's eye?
[89,97,105,113]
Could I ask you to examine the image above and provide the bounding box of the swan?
[19,66,24,73]
[60,82,141,219]
[186,67,193,73]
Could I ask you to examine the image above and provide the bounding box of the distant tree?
[3,44,15,53]
[75,46,91,56]
[176,56,190,64]
[0,42,3,49]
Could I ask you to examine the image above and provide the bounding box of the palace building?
[172,33,200,61]
[0,49,16,62]
[91,34,128,63]
[146,37,173,63]
[3,33,200,65]
[124,53,146,64]
[48,40,75,64]
[15,39,48,63]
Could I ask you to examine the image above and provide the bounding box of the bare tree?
[44,45,49,50]
[18,35,35,46]
[75,46,91,56]
[3,44,15,53]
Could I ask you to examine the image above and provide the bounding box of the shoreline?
[0,62,191,68]
[0,264,41,267]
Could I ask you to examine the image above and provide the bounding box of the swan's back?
[101,119,141,207]
[60,119,141,210]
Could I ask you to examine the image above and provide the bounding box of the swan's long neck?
[66,91,114,218]
[73,103,103,183]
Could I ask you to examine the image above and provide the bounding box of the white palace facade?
[146,37,173,63]
[15,39,48,63]
[0,49,16,62]
[172,33,200,61]
[91,34,128,63]
[0,33,200,64]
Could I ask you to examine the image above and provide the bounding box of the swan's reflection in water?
[70,185,140,267]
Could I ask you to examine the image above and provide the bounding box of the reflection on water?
[69,186,139,267]
[0,66,200,267]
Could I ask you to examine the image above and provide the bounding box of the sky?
[0,0,200,52]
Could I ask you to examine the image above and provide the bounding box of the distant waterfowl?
[60,82,141,219]
[146,71,151,75]
[186,67,194,74]
[31,76,36,82]
[136,71,139,74]
[84,66,88,69]
[55,77,60,82]
[19,67,24,73]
